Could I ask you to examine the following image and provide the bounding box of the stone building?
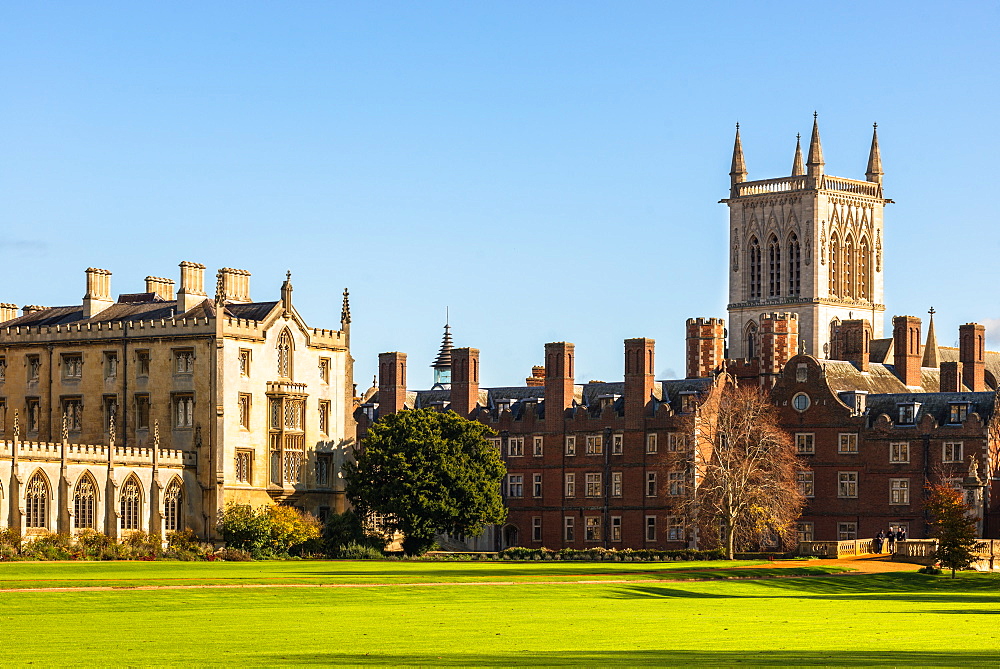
[0,262,354,539]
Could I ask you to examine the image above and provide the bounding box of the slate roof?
[224,301,279,321]
[817,360,941,394]
[864,391,996,427]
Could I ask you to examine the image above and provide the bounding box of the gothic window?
[277,329,293,379]
[844,235,855,298]
[767,235,781,297]
[829,233,840,296]
[25,472,49,529]
[745,322,758,359]
[787,233,801,296]
[120,476,141,531]
[163,481,182,532]
[859,237,871,300]
[73,475,97,530]
[748,237,761,299]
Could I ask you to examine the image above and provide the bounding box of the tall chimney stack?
[892,316,922,387]
[450,348,480,418]
[145,276,175,301]
[624,338,655,430]
[218,268,252,304]
[0,303,18,323]
[960,323,986,392]
[83,268,114,318]
[177,261,207,313]
[378,352,408,416]
[544,342,575,432]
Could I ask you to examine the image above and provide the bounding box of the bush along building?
[355,333,723,551]
[0,262,355,540]
[687,117,998,542]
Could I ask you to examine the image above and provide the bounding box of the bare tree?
[669,384,807,559]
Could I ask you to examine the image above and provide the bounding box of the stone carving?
[805,230,812,265]
[968,455,980,483]
[820,222,827,265]
[732,227,739,272]
[875,230,882,272]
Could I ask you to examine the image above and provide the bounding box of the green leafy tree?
[925,482,979,578]
[345,408,507,555]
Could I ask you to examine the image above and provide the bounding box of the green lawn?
[1,561,997,666]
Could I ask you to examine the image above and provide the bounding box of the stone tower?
[722,117,890,359]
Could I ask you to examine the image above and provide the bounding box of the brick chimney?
[960,322,986,392]
[0,303,18,323]
[759,313,799,383]
[83,268,114,318]
[833,319,872,372]
[177,261,207,313]
[378,352,407,415]
[685,317,726,378]
[145,276,175,301]
[892,315,922,387]
[940,361,962,393]
[450,348,480,417]
[218,268,252,304]
[526,365,545,387]
[624,338,655,429]
[544,342,575,431]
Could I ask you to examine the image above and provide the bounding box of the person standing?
[886,529,896,553]
[874,530,884,554]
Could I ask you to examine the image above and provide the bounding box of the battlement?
[686,317,725,327]
[0,316,215,343]
[0,440,193,467]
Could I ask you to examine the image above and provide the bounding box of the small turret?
[730,123,747,190]
[281,271,293,313]
[791,133,805,176]
[922,307,939,368]
[866,123,883,185]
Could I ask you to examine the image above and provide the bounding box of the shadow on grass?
[259,649,1000,666]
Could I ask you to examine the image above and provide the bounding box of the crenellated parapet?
[0,440,193,467]
[0,316,215,343]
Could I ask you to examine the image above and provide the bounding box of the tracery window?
[859,238,871,300]
[277,329,293,379]
[748,238,761,299]
[74,476,96,530]
[120,477,141,531]
[843,235,854,298]
[767,235,781,297]
[163,481,182,532]
[829,233,840,296]
[25,472,48,529]
[788,233,801,296]
[745,322,758,359]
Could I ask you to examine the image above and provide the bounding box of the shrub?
[266,505,322,556]
[918,565,943,575]
[337,541,384,560]
[217,503,272,558]
[216,548,253,562]
[122,531,162,559]
[0,528,22,553]
[23,533,73,561]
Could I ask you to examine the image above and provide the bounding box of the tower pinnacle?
[791,133,805,176]
[806,112,824,178]
[730,123,747,188]
[866,122,883,185]
[922,307,939,368]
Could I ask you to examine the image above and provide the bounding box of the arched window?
[277,329,293,380]
[843,235,854,299]
[858,237,871,300]
[120,476,141,531]
[829,233,840,296]
[788,233,801,296]
[25,472,48,529]
[74,475,97,530]
[745,322,758,359]
[767,235,781,297]
[748,238,761,300]
[164,480,182,533]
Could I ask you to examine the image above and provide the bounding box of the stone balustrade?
[0,439,192,468]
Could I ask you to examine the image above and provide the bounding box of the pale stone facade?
[0,262,354,539]
[723,117,889,360]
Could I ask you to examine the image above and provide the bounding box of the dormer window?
[897,403,917,425]
[948,403,969,425]
[680,392,697,413]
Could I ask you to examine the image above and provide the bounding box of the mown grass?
[1,562,997,666]
[0,558,837,589]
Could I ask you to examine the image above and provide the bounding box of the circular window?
[792,393,811,412]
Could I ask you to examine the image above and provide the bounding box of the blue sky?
[2,1,998,388]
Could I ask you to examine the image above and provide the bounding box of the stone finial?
[61,412,69,443]
[109,412,116,447]
[730,123,748,187]
[281,271,293,312]
[153,420,160,449]
[866,122,883,185]
[341,288,351,326]
[13,409,20,440]
[806,113,824,176]
[215,269,227,308]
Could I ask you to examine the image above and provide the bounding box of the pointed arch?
[25,470,50,529]
[767,234,781,297]
[120,474,143,531]
[843,233,855,298]
[163,477,184,533]
[858,236,871,301]
[829,232,840,296]
[787,232,801,296]
[73,472,99,530]
[747,237,761,300]
[277,328,294,380]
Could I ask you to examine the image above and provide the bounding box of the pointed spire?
[791,133,805,176]
[866,122,883,185]
[922,307,940,368]
[431,319,453,370]
[341,288,351,326]
[806,112,824,177]
[281,270,293,312]
[730,123,747,187]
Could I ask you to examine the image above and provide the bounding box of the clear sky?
[2,1,998,389]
